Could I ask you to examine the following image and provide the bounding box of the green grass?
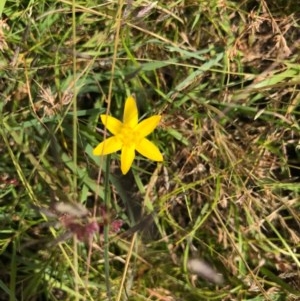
[0,0,300,300]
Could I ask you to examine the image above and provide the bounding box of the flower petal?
[100,115,123,135]
[135,115,161,138]
[123,96,138,128]
[136,138,163,161]
[93,137,122,156]
[121,144,135,174]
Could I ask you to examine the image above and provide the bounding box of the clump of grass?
[0,0,299,300]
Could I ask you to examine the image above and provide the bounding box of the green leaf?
[0,0,6,17]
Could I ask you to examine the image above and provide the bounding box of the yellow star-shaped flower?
[93,96,163,174]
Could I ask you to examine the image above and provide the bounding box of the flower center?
[118,125,140,146]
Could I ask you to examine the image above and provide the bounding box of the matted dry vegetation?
[0,0,299,300]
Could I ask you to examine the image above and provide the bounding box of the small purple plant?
[58,214,100,241]
[40,202,123,243]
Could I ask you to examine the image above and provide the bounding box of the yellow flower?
[93,96,163,174]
